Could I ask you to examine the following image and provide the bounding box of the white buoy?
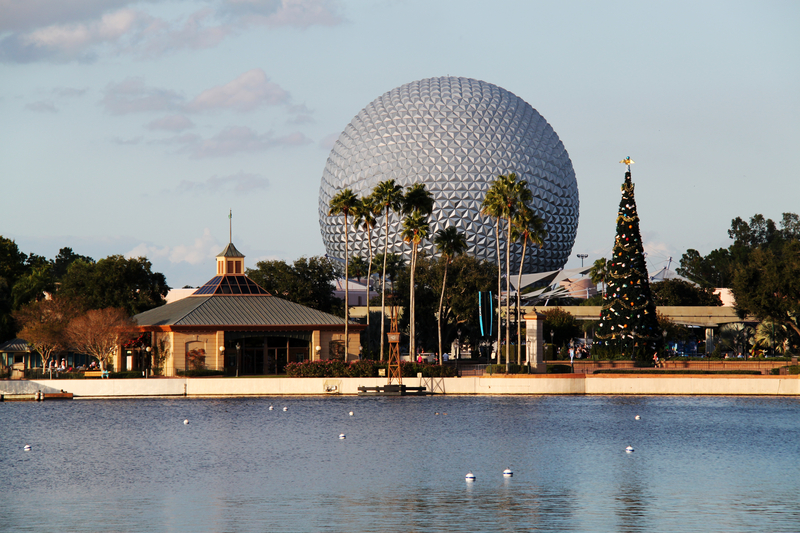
[635,415,641,420]
[625,445,634,453]
[339,433,346,439]
[184,419,189,425]
[503,468,513,477]
[23,444,31,451]
[465,472,476,482]
[282,407,288,411]
[269,405,274,411]
[349,411,354,416]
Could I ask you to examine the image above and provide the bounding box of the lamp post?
[577,254,588,270]
[145,346,151,378]
[219,345,225,374]
[549,330,554,366]
[236,342,241,378]
[456,328,462,376]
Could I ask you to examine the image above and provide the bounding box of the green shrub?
[109,371,146,379]
[284,360,456,378]
[176,369,225,377]
[485,364,530,374]
[593,369,763,375]
[547,364,573,374]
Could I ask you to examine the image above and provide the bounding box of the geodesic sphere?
[319,76,579,272]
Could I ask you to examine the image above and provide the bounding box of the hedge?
[285,360,456,378]
[593,369,763,375]
[177,369,225,377]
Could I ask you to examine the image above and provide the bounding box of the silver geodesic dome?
[319,76,578,273]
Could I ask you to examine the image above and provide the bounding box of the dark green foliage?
[176,369,225,377]
[395,253,496,351]
[284,360,456,378]
[540,308,581,348]
[247,256,343,316]
[59,255,168,315]
[594,171,661,364]
[594,369,763,375]
[547,364,573,374]
[485,363,530,374]
[651,279,722,306]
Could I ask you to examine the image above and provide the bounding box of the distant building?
[132,241,363,376]
[332,278,378,307]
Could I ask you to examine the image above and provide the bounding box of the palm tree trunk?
[380,211,389,361]
[344,216,349,363]
[505,216,512,373]
[365,227,373,354]
[495,218,502,366]
[437,257,449,365]
[517,236,528,366]
[409,242,417,361]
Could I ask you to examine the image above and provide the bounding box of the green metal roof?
[133,295,349,328]
[217,243,244,258]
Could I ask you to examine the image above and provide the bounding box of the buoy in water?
[23,444,31,451]
[282,407,288,411]
[503,468,513,477]
[625,446,634,453]
[465,472,476,482]
[269,406,274,411]
[184,420,189,425]
[349,411,354,416]
[635,415,641,420]
[339,434,346,440]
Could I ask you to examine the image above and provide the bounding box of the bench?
[84,371,110,378]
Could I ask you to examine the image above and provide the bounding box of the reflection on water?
[1,395,799,532]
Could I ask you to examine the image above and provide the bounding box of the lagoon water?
[2,395,799,532]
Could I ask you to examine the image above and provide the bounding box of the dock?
[357,384,430,396]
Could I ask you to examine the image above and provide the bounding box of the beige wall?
[15,375,800,397]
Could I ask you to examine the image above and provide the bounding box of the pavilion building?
[131,242,362,376]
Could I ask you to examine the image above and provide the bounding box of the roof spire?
[229,209,232,244]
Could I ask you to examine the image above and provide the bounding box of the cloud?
[187,69,289,112]
[222,0,343,28]
[318,132,339,150]
[125,228,221,266]
[111,136,143,145]
[173,171,270,195]
[53,87,88,97]
[0,0,343,63]
[101,77,184,115]
[26,100,57,113]
[146,115,195,131]
[0,7,153,63]
[182,126,311,158]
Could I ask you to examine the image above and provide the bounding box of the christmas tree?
[594,158,661,365]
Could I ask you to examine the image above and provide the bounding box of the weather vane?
[619,156,634,172]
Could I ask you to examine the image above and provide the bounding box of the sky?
[1,0,798,288]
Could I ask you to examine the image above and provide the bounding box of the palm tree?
[371,179,404,360]
[434,226,467,364]
[480,179,507,365]
[353,194,381,347]
[482,173,532,370]
[401,183,434,360]
[328,188,360,362]
[511,205,547,365]
[590,257,608,295]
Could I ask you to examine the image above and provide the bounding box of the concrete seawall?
[3,374,799,398]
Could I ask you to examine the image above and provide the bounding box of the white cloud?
[318,132,339,149]
[146,114,195,131]
[101,77,184,114]
[0,0,343,63]
[187,69,289,112]
[26,100,57,112]
[183,125,311,158]
[174,171,270,195]
[223,0,343,28]
[125,229,221,266]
